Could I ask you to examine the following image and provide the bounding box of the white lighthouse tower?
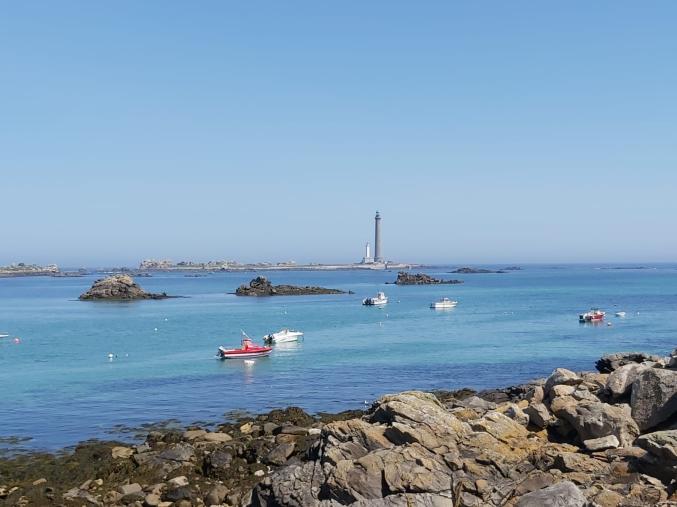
[362,242,374,264]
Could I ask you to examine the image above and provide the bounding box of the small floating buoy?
[607,322,613,326]
[108,353,114,360]
[13,337,20,344]
[164,318,168,321]
[154,327,158,332]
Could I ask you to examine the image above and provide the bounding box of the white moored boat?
[615,311,626,317]
[263,329,304,344]
[363,292,388,306]
[430,297,458,309]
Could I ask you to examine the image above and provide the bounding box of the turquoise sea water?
[1,265,675,452]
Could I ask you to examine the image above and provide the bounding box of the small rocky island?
[451,266,506,274]
[393,271,463,285]
[235,276,347,296]
[0,348,674,506]
[79,275,172,300]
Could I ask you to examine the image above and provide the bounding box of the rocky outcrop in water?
[78,275,171,300]
[1,350,675,506]
[235,276,346,296]
[393,272,463,285]
[450,267,506,274]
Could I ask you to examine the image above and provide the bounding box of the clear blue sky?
[2,2,676,266]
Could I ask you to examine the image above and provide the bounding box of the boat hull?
[264,330,304,344]
[363,298,388,306]
[271,335,302,343]
[218,346,272,359]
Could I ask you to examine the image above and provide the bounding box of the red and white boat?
[217,335,272,359]
[579,309,605,323]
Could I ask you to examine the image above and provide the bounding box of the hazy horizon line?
[4,259,677,270]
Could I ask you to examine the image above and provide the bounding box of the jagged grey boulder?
[252,461,324,506]
[504,403,530,426]
[605,363,648,399]
[634,430,677,483]
[342,494,455,506]
[516,481,586,507]
[264,442,295,465]
[454,395,496,413]
[544,369,582,396]
[636,430,677,462]
[524,402,554,429]
[550,396,639,447]
[630,368,677,431]
[668,348,677,369]
[583,435,619,451]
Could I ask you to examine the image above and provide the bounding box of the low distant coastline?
[0,263,62,278]
[0,260,419,278]
[137,259,417,272]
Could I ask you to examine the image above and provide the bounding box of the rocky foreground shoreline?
[0,350,675,507]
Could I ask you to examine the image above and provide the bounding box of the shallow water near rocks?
[0,265,675,451]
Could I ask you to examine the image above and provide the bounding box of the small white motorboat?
[263,329,304,344]
[363,292,388,306]
[615,311,626,317]
[430,297,458,309]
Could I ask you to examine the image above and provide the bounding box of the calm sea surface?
[1,265,675,451]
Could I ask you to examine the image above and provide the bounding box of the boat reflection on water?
[579,319,606,326]
[430,298,458,310]
[216,356,263,384]
[270,340,303,354]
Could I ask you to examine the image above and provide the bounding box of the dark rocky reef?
[450,267,506,274]
[393,271,463,285]
[235,277,346,296]
[78,275,171,301]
